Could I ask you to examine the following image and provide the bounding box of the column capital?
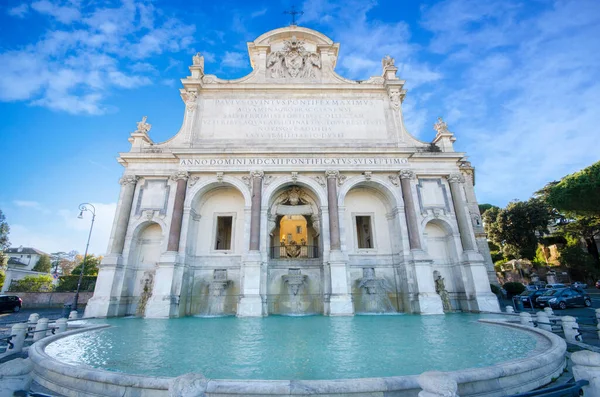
[447,173,465,184]
[119,174,139,185]
[170,171,189,181]
[251,170,264,179]
[325,170,339,179]
[399,169,415,180]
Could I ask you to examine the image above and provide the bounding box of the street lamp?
[74,203,96,312]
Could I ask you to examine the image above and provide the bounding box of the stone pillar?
[145,171,189,318]
[326,170,353,316]
[572,350,600,397]
[562,316,581,343]
[55,318,68,334]
[505,306,514,313]
[167,171,189,252]
[85,174,138,319]
[9,323,27,354]
[519,312,534,327]
[536,311,552,332]
[399,170,443,315]
[399,169,421,250]
[447,173,475,252]
[238,171,266,317]
[33,318,49,342]
[249,171,263,251]
[326,170,341,250]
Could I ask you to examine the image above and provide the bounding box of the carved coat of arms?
[267,36,321,79]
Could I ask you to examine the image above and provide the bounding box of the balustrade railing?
[269,245,319,259]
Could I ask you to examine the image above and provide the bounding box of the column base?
[470,293,501,312]
[144,295,180,318]
[84,296,125,318]
[237,296,264,317]
[329,294,354,316]
[414,293,444,315]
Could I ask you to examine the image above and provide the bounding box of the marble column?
[84,174,138,318]
[249,171,263,251]
[238,170,265,317]
[325,170,353,316]
[145,171,189,318]
[326,170,341,250]
[399,169,421,250]
[167,171,189,252]
[447,173,475,252]
[399,169,443,315]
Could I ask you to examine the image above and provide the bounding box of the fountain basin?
[32,316,566,396]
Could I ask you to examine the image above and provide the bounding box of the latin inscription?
[179,157,409,168]
[199,98,388,140]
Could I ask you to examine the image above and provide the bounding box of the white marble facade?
[85,26,499,318]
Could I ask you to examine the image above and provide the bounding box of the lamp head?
[77,211,84,219]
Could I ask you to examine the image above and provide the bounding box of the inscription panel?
[198,98,388,140]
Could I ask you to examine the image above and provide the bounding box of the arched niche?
[267,185,322,258]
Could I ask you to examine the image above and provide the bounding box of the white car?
[572,282,588,289]
[545,283,566,289]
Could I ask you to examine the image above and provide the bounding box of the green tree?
[32,254,52,273]
[559,237,599,282]
[541,161,600,216]
[9,274,54,292]
[483,199,552,260]
[478,204,499,217]
[71,254,101,276]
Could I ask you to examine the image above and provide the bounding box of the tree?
[32,254,52,273]
[541,161,600,216]
[9,274,54,292]
[71,254,101,276]
[478,204,499,217]
[483,199,552,260]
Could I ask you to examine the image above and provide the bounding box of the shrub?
[503,282,526,298]
[9,274,54,292]
[54,275,97,292]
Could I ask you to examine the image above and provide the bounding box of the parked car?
[518,289,546,308]
[572,282,588,289]
[0,295,22,312]
[536,288,591,310]
[545,283,566,289]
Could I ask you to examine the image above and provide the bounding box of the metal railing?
[269,245,319,259]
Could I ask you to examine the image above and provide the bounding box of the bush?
[54,275,97,292]
[503,282,526,298]
[9,274,54,292]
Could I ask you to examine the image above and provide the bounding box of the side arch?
[337,175,403,211]
[184,176,252,209]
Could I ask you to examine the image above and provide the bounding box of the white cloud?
[31,0,81,24]
[8,4,29,18]
[221,51,247,69]
[0,1,196,115]
[251,8,267,19]
[14,201,43,210]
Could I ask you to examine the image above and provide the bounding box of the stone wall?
[13,292,93,308]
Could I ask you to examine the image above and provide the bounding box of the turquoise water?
[46,314,535,380]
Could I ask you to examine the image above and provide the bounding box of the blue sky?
[0,0,599,256]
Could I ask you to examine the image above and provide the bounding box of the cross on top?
[284,5,303,25]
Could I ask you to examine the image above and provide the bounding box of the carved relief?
[241,174,252,188]
[135,116,151,134]
[389,89,402,111]
[216,172,224,183]
[251,170,264,179]
[266,36,321,79]
[363,171,372,181]
[399,169,415,180]
[181,91,198,111]
[188,175,200,187]
[170,171,189,182]
[291,171,298,183]
[313,175,326,187]
[388,175,400,186]
[434,117,451,135]
[447,173,465,184]
[263,175,274,185]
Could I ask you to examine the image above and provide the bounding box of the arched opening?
[424,220,463,311]
[125,222,163,316]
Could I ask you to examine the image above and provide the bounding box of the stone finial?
[399,169,415,180]
[382,55,399,80]
[382,55,395,69]
[136,116,152,134]
[171,171,190,181]
[417,371,458,397]
[432,117,457,152]
[119,175,139,186]
[433,117,450,135]
[169,372,207,397]
[192,53,204,68]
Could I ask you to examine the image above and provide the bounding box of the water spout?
[196,269,233,317]
[281,269,311,316]
[356,268,396,314]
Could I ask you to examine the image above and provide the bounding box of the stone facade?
[85,26,499,318]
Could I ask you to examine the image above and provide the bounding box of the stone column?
[572,350,600,397]
[145,171,189,318]
[167,171,189,252]
[85,174,138,318]
[326,170,341,250]
[249,171,263,251]
[238,171,265,317]
[447,173,475,252]
[110,175,139,254]
[399,169,421,250]
[325,170,353,316]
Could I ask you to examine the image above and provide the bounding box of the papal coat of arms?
[267,36,321,79]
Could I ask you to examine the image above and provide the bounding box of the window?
[296,226,302,234]
[214,216,233,250]
[355,216,373,249]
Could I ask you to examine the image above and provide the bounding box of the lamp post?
[74,203,96,312]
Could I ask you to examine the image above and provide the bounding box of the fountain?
[136,271,154,317]
[197,269,233,317]
[280,268,310,315]
[434,272,452,312]
[356,268,396,314]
